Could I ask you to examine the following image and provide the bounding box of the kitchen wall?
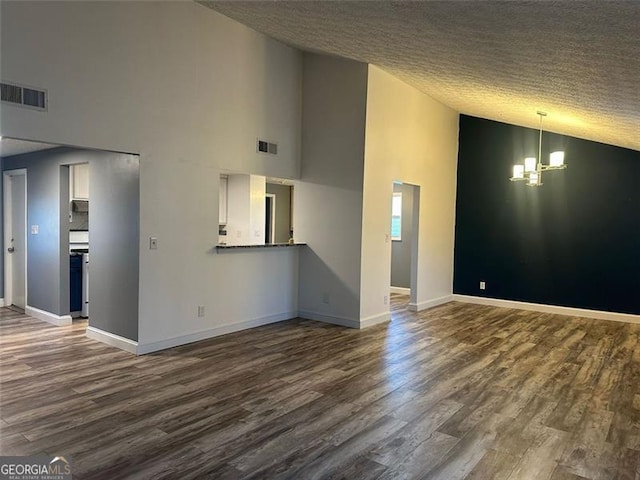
[266,183,292,243]
[391,182,415,289]
[1,1,302,349]
[454,115,640,315]
[361,66,459,319]
[295,53,368,326]
[90,153,139,341]
[225,174,266,246]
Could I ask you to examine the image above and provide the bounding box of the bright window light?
[550,151,565,167]
[524,157,537,172]
[391,192,402,240]
[512,164,524,179]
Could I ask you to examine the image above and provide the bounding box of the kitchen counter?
[216,243,306,251]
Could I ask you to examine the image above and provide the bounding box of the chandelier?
[510,111,566,186]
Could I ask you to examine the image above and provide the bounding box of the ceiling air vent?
[257,138,278,155]
[1,81,47,111]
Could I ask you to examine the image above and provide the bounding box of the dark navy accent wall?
[454,115,640,315]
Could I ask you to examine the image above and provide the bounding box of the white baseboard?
[360,311,391,328]
[408,295,454,312]
[86,326,138,354]
[136,311,297,355]
[0,298,5,307]
[298,310,390,329]
[452,295,640,325]
[298,310,360,329]
[26,305,72,326]
[390,286,410,295]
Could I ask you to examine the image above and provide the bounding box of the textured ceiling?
[203,1,640,151]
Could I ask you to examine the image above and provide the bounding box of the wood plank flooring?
[1,300,640,479]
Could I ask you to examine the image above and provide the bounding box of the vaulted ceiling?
[204,1,640,151]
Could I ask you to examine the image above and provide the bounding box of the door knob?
[7,247,14,253]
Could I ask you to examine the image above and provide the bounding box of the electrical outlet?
[322,293,330,304]
[197,305,205,317]
[149,237,158,249]
[384,295,388,305]
[31,225,39,235]
[480,281,486,290]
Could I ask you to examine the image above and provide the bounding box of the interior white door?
[8,173,26,308]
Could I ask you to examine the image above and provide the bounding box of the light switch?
[31,225,39,235]
[149,237,158,249]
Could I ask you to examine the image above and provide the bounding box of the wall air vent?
[257,138,278,155]
[1,81,47,111]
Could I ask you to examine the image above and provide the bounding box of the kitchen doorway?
[389,181,420,312]
[3,169,27,310]
[1,138,139,340]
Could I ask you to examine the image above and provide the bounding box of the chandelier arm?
[537,112,545,172]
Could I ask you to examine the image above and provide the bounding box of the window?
[391,192,402,241]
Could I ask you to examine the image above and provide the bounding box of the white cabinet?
[219,176,228,224]
[71,163,89,200]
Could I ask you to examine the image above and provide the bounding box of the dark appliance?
[70,253,83,313]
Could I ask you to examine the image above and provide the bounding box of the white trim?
[86,326,138,354]
[297,310,360,329]
[408,294,454,312]
[4,169,28,309]
[452,295,640,325]
[0,298,4,307]
[360,311,391,328]
[25,305,72,326]
[136,311,297,355]
[390,286,410,295]
[298,310,390,329]
[3,173,10,307]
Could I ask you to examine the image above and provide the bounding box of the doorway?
[1,139,139,341]
[389,181,420,312]
[3,169,27,310]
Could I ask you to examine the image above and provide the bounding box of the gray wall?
[295,53,368,322]
[3,148,75,315]
[266,183,291,243]
[0,157,3,298]
[2,147,139,341]
[391,183,414,289]
[89,153,139,341]
[59,166,70,312]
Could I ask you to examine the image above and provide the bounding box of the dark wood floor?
[1,299,639,479]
